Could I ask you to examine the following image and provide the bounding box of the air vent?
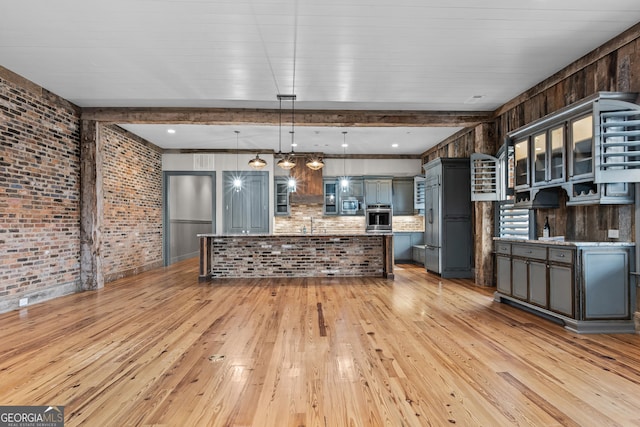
[194,154,215,170]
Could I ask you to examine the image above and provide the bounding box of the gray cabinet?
[393,232,423,262]
[423,158,473,278]
[505,92,638,208]
[392,178,414,215]
[323,179,338,215]
[412,245,425,265]
[275,177,290,216]
[365,178,392,205]
[528,260,547,307]
[223,171,269,234]
[494,239,635,333]
[414,176,425,210]
[495,242,512,295]
[549,262,573,316]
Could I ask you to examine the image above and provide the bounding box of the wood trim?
[81,107,493,127]
[80,119,104,291]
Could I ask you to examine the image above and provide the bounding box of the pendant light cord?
[235,130,239,171]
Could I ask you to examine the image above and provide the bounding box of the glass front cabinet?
[472,92,640,208]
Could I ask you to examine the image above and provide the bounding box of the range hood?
[288,163,324,204]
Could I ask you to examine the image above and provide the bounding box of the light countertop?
[494,237,635,247]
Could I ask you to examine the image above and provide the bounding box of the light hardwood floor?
[1,259,640,426]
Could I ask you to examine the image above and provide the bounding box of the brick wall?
[209,234,384,278]
[0,70,81,311]
[101,125,163,282]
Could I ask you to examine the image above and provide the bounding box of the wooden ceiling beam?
[81,107,493,127]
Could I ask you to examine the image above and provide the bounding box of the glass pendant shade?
[248,155,267,170]
[306,157,325,170]
[277,155,296,170]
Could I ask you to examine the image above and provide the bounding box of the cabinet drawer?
[495,242,511,255]
[548,248,574,264]
[512,244,547,260]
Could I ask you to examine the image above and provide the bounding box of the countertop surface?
[494,237,635,247]
[198,233,392,238]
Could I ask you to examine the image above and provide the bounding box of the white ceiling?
[2,0,640,154]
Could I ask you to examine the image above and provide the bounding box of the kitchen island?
[198,233,394,280]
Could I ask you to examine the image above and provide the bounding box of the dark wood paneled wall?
[422,27,640,287]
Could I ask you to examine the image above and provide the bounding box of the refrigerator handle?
[428,208,433,224]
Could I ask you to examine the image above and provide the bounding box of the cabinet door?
[528,260,547,307]
[392,179,414,215]
[246,174,269,233]
[425,245,440,274]
[225,183,248,234]
[223,171,268,234]
[393,234,412,262]
[582,250,630,319]
[324,180,337,215]
[549,264,573,316]
[511,258,528,300]
[378,180,393,204]
[496,255,511,295]
[423,179,440,247]
[365,180,392,205]
[364,181,378,205]
[275,179,289,216]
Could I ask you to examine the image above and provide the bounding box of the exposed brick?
[0,75,81,298]
[101,125,163,282]
[208,235,385,278]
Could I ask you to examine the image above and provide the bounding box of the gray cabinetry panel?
[423,158,472,278]
[528,260,547,307]
[392,178,414,215]
[583,250,630,319]
[496,255,511,295]
[549,264,573,316]
[511,258,528,299]
[494,239,635,333]
[393,233,412,262]
[364,179,392,205]
[425,245,439,273]
[223,171,269,234]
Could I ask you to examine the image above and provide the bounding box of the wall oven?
[366,204,392,232]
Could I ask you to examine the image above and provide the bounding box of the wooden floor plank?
[1,259,640,426]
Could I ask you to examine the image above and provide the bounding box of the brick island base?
[198,234,394,280]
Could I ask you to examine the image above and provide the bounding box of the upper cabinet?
[275,177,291,216]
[471,92,639,208]
[392,177,414,216]
[323,178,338,215]
[414,176,426,210]
[364,178,393,205]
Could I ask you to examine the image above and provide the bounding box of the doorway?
[163,172,216,265]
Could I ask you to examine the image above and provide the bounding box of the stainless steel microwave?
[341,198,359,214]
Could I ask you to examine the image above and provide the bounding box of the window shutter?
[594,98,640,183]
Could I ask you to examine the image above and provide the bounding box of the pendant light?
[248,154,267,170]
[306,156,325,170]
[276,94,296,170]
[340,131,350,191]
[232,130,242,192]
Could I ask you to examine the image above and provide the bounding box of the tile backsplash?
[273,203,424,234]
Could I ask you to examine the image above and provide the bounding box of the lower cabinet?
[548,262,573,316]
[393,232,423,263]
[494,239,635,333]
